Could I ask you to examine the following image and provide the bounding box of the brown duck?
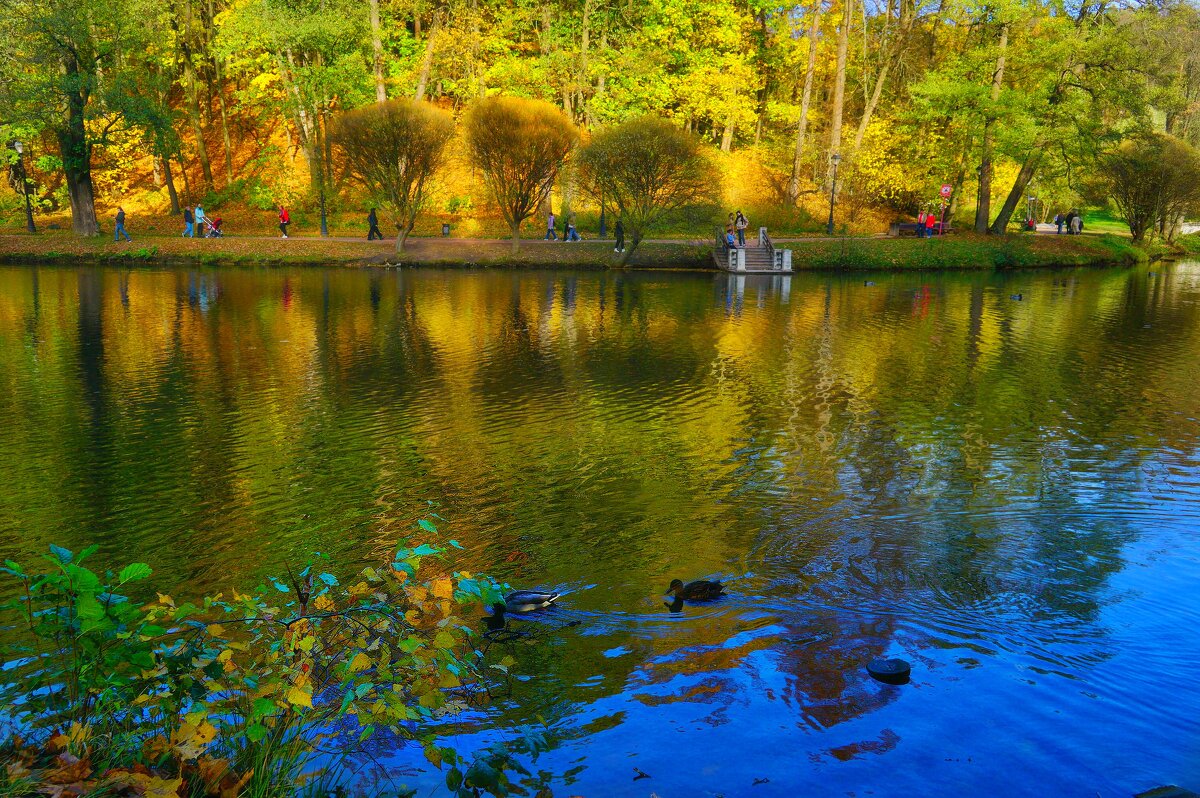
[666,579,725,601]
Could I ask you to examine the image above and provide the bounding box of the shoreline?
[0,231,1148,271]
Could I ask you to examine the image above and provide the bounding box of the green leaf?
[3,560,23,575]
[418,519,437,534]
[318,572,338,586]
[77,544,99,563]
[245,723,267,743]
[252,698,276,719]
[118,563,153,583]
[410,544,441,558]
[66,564,101,593]
[355,681,374,698]
[447,539,463,549]
[76,593,105,620]
[49,544,73,564]
[358,724,375,742]
[271,579,290,593]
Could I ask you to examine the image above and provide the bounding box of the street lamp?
[826,152,841,236]
[12,140,35,234]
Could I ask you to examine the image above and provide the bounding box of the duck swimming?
[502,589,560,613]
[666,579,725,601]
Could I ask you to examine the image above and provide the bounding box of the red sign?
[940,184,952,198]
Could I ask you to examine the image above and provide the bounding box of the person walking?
[916,210,926,238]
[543,210,556,241]
[1054,213,1063,235]
[367,208,383,240]
[278,205,291,238]
[114,207,132,242]
[925,210,937,238]
[194,204,207,237]
[566,214,580,242]
[735,210,749,247]
[1069,212,1082,235]
[182,206,195,237]
[614,219,625,253]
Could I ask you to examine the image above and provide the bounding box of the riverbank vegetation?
[0,228,1144,271]
[1,0,1199,245]
[0,529,550,798]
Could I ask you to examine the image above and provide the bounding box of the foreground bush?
[0,525,541,797]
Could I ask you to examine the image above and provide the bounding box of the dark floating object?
[1010,293,1023,301]
[867,657,911,685]
[753,777,771,786]
[863,280,875,286]
[1135,787,1200,798]
[484,603,508,632]
[1148,272,1158,277]
[633,767,651,781]
[666,578,725,601]
[503,589,560,613]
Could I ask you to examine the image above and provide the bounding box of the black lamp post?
[13,140,35,234]
[826,152,841,236]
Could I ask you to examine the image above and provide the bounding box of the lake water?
[0,264,1198,796]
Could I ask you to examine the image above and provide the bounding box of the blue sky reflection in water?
[0,264,1198,796]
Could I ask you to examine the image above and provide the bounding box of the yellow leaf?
[286,686,313,708]
[433,631,456,649]
[156,593,175,607]
[207,624,225,637]
[349,652,372,673]
[313,594,335,611]
[431,578,454,600]
[143,776,184,798]
[295,636,316,653]
[217,649,233,663]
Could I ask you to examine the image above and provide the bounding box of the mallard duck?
[503,590,560,613]
[666,579,725,601]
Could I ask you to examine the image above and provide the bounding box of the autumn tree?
[333,99,454,253]
[579,116,716,264]
[0,0,145,235]
[1102,133,1200,243]
[465,96,577,251]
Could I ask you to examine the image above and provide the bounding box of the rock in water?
[867,658,911,685]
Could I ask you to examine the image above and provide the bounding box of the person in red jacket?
[278,205,291,239]
[925,211,937,237]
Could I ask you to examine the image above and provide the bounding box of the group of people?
[544,210,583,242]
[915,209,942,237]
[1054,211,1084,235]
[724,211,750,248]
[180,205,224,238]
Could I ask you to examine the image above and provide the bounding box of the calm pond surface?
[1,263,1198,795]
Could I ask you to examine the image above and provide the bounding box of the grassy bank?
[0,232,712,269]
[783,232,1145,270]
[0,229,1144,271]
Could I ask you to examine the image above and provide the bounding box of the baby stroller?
[206,217,224,238]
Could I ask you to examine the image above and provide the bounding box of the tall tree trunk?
[181,48,214,191]
[788,4,821,205]
[851,57,891,157]
[215,61,235,184]
[370,0,387,102]
[975,22,1007,234]
[828,0,852,184]
[176,152,192,200]
[989,148,1042,234]
[414,14,438,101]
[59,58,99,236]
[721,118,734,152]
[162,156,181,214]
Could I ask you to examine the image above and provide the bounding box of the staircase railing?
[760,227,785,270]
